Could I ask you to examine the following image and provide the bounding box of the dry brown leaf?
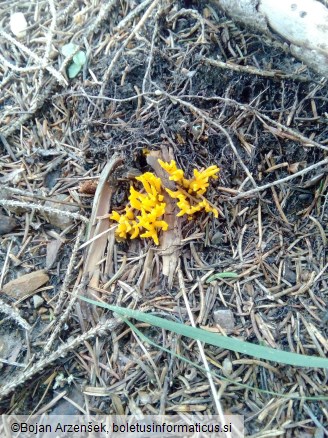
[288,161,306,174]
[2,270,49,299]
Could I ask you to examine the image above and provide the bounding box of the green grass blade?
[79,296,328,369]
[123,316,328,401]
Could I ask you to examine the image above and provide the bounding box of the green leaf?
[61,42,79,57]
[73,51,86,66]
[79,295,328,369]
[206,272,238,282]
[68,62,82,79]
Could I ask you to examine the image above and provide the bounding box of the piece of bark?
[84,155,123,292]
[82,155,123,322]
[0,214,18,235]
[2,270,49,300]
[147,147,181,288]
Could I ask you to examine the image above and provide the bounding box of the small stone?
[33,295,44,309]
[222,357,233,375]
[3,270,49,300]
[213,309,235,334]
[0,214,18,235]
[211,231,223,245]
[28,316,36,324]
[40,314,50,321]
[10,12,27,38]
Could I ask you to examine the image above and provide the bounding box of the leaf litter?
[0,0,328,434]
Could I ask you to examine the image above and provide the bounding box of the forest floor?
[0,0,328,436]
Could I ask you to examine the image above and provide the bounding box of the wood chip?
[2,270,49,299]
[33,295,44,309]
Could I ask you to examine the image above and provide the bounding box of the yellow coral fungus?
[110,160,219,245]
[136,172,162,196]
[189,165,219,195]
[159,160,219,218]
[158,159,187,186]
[110,171,167,245]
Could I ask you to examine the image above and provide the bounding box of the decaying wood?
[147,147,182,288]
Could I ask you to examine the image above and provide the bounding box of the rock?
[10,12,27,38]
[2,270,49,300]
[213,309,235,333]
[0,214,18,235]
[33,295,44,309]
[210,0,328,77]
